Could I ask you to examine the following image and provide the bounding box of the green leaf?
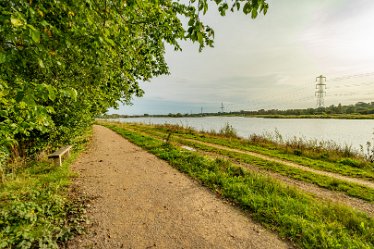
[46,106,55,114]
[29,26,40,43]
[0,52,6,64]
[105,37,116,47]
[18,101,27,109]
[10,16,24,27]
[197,32,203,45]
[69,88,78,101]
[45,85,56,101]
[38,59,45,68]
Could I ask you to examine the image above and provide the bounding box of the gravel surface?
[66,125,292,249]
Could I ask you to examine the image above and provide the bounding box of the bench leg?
[53,157,59,166]
[53,156,62,166]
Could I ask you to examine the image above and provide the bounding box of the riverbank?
[102,116,374,153]
[99,121,374,248]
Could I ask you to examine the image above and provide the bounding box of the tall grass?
[128,121,373,167]
[248,131,369,166]
[218,123,238,138]
[148,122,365,162]
[360,131,374,163]
[203,122,239,138]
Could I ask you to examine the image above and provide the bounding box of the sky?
[110,0,374,115]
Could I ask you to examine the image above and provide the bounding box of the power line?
[330,72,374,82]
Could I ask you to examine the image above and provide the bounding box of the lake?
[114,116,374,152]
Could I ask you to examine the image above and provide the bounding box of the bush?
[219,123,238,138]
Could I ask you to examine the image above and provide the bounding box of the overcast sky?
[111,0,374,115]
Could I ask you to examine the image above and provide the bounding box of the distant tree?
[337,103,343,114]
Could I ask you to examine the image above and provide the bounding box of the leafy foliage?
[0,159,87,249]
[0,0,268,166]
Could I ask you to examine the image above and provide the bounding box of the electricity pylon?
[315,75,326,108]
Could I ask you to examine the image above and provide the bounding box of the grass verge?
[103,123,374,249]
[115,123,374,202]
[125,122,374,181]
[180,138,374,202]
[0,131,90,248]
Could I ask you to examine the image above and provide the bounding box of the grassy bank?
[113,122,374,202]
[125,122,374,179]
[103,122,374,249]
[0,131,90,248]
[172,136,374,202]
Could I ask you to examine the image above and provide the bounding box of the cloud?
[112,0,374,115]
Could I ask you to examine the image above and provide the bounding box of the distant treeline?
[239,102,374,116]
[100,101,374,119]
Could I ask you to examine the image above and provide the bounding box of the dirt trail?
[198,150,374,216]
[67,125,292,249]
[183,138,374,189]
[111,126,374,214]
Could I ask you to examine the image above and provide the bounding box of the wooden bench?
[48,145,72,166]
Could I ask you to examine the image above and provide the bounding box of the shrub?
[219,123,238,138]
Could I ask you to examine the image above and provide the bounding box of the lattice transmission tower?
[315,75,327,108]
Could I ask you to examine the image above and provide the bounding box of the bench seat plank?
[48,145,72,158]
[48,145,72,166]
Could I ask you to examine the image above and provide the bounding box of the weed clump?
[219,123,238,138]
[360,139,374,163]
[248,131,372,167]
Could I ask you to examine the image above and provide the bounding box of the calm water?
[115,117,374,151]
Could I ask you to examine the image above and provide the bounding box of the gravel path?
[66,125,292,249]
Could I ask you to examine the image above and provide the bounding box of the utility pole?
[315,75,327,108]
[201,107,203,115]
[220,102,224,113]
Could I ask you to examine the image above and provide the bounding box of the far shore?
[99,113,374,120]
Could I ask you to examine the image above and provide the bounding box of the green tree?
[0,0,268,163]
